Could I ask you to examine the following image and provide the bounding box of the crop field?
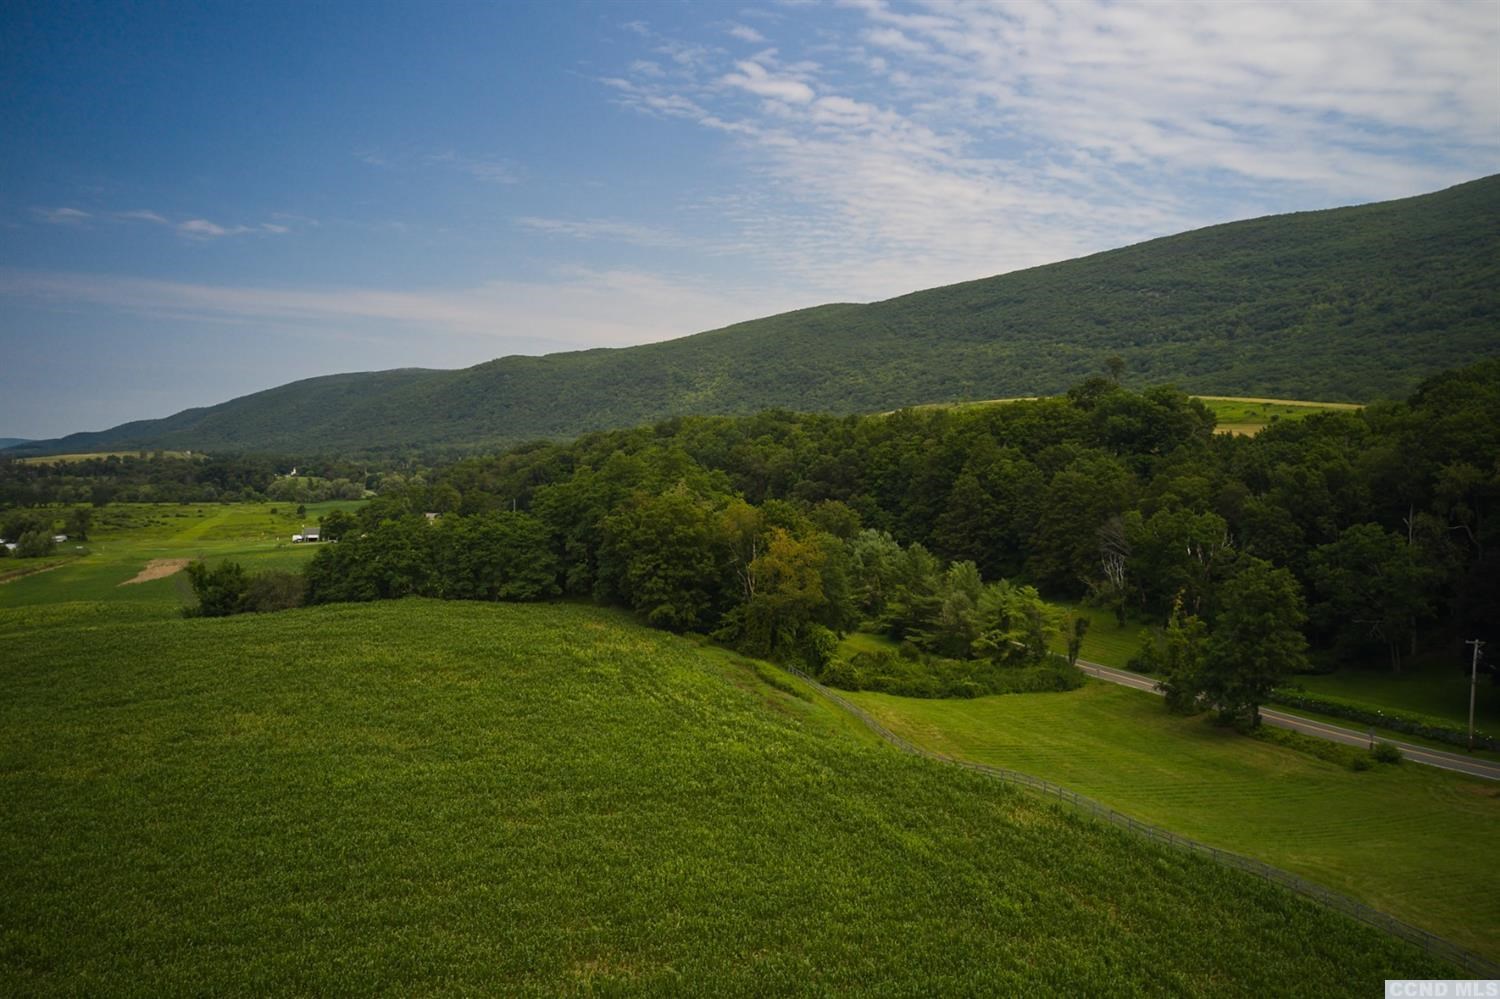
[0,501,362,610]
[844,682,1500,960]
[12,450,203,464]
[0,593,1463,994]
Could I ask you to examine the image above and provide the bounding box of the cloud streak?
[0,266,817,354]
[357,147,522,184]
[34,207,91,225]
[604,0,1500,299]
[33,205,296,240]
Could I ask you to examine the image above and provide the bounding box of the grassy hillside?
[13,174,1499,456]
[846,682,1500,960]
[0,593,1462,992]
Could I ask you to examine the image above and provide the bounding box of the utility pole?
[1467,639,1485,752]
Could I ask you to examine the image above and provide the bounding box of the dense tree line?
[184,360,1499,716]
[0,453,417,507]
[0,506,92,560]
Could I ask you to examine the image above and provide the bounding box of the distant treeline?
[0,453,424,507]
[240,359,1499,714]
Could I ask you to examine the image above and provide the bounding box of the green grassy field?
[0,596,1461,993]
[844,682,1500,960]
[0,501,363,610]
[1045,600,1147,669]
[1195,396,1361,435]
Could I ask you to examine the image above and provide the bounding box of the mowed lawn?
[1045,600,1147,669]
[0,598,1457,994]
[845,682,1500,960]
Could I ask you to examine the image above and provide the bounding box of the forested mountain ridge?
[11,174,1499,457]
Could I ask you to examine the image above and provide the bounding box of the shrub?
[1270,689,1498,751]
[1251,725,1376,771]
[15,530,55,559]
[1372,741,1403,765]
[242,571,307,613]
[834,648,1083,699]
[184,560,250,617]
[819,657,865,690]
[798,624,839,674]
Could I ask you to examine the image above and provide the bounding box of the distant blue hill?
[0,438,34,451]
[11,174,1500,458]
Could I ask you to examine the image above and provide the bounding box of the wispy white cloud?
[516,216,702,250]
[423,150,521,184]
[728,23,766,43]
[721,58,816,104]
[0,266,817,352]
[605,0,1500,299]
[357,147,522,184]
[177,218,252,239]
[35,205,295,240]
[34,207,91,225]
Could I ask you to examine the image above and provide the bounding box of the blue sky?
[3,0,1497,440]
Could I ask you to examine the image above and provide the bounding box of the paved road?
[1075,659,1500,782]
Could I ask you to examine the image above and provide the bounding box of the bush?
[15,530,55,559]
[242,571,306,613]
[798,624,839,674]
[184,560,249,617]
[830,648,1084,699]
[1251,725,1377,771]
[819,657,865,690]
[1372,741,1403,765]
[1270,689,1497,751]
[186,562,306,617]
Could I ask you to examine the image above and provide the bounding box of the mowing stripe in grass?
[777,663,1500,978]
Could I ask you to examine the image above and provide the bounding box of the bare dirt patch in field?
[120,558,191,586]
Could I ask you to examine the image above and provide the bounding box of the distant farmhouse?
[291,526,321,543]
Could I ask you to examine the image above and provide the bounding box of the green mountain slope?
[16,174,1500,455]
[0,598,1456,991]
